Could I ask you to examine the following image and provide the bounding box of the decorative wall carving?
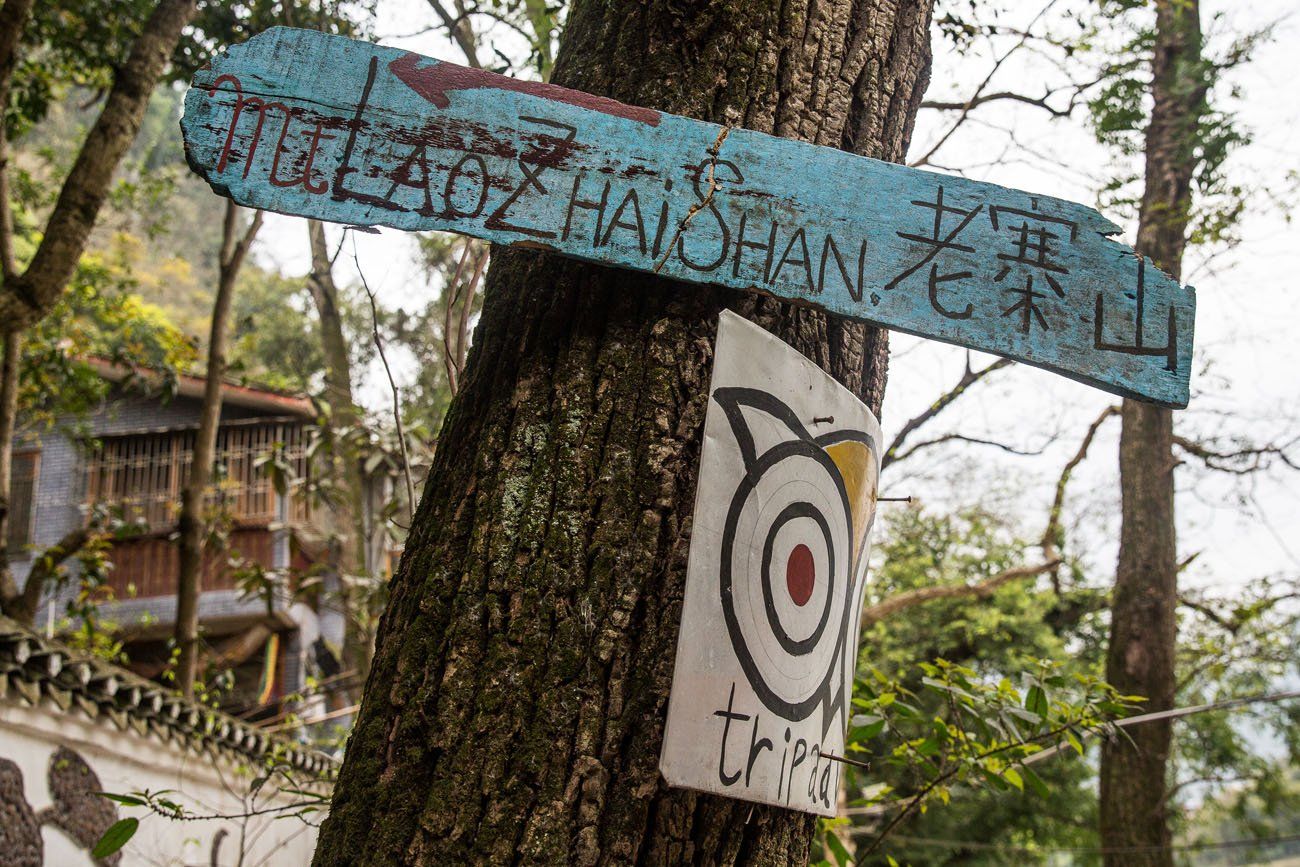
[0,747,122,866]
[0,758,42,867]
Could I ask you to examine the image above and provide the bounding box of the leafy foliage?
[805,504,1122,863]
[18,251,196,435]
[815,658,1136,864]
[1080,0,1258,248]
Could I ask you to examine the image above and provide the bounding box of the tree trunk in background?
[0,330,24,620]
[0,0,198,328]
[1099,1,1205,863]
[312,2,932,864]
[175,202,261,696]
[306,219,372,684]
[0,0,198,621]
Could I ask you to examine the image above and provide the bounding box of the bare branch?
[918,65,1115,123]
[1173,433,1300,474]
[860,559,1061,626]
[441,239,476,397]
[882,357,1013,470]
[1178,594,1234,632]
[1041,405,1120,570]
[13,526,93,624]
[457,248,487,372]
[351,234,417,513]
[887,432,1048,465]
[909,0,1060,169]
[425,0,482,68]
[922,89,1073,117]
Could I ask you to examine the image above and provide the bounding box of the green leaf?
[826,833,852,866]
[1022,764,1051,799]
[1002,767,1024,791]
[849,714,886,743]
[1025,685,1048,719]
[94,792,146,807]
[93,818,139,859]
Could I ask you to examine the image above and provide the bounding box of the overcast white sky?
[250,0,1300,595]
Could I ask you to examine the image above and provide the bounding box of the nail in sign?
[180,27,1195,407]
[659,311,882,815]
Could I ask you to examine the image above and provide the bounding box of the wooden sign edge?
[179,27,1196,409]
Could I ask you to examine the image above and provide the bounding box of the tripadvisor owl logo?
[712,386,879,739]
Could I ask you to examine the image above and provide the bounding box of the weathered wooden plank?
[181,27,1195,407]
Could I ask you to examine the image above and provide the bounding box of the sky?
[249,0,1300,596]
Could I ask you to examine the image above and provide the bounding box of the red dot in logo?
[786,543,815,607]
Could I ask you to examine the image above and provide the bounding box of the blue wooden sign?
[181,27,1195,407]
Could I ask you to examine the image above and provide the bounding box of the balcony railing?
[104,527,278,599]
[84,419,312,531]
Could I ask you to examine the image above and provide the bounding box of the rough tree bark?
[313,2,933,864]
[0,0,40,621]
[1099,1,1205,863]
[175,201,261,696]
[0,331,23,618]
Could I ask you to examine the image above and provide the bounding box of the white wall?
[0,698,323,867]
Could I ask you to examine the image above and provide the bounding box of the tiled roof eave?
[0,616,336,781]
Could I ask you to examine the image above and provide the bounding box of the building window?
[7,450,38,550]
[83,421,310,531]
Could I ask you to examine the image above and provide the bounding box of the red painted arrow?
[388,53,661,127]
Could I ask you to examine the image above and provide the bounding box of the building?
[8,360,379,722]
[0,614,332,865]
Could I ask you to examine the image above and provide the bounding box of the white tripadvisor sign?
[660,311,882,816]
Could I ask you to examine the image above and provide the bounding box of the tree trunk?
[0,0,34,622]
[175,202,261,696]
[0,0,198,329]
[0,329,23,619]
[1099,1,1205,863]
[0,0,35,280]
[306,218,372,683]
[0,0,197,621]
[312,2,932,864]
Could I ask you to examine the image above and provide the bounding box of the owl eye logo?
[713,387,878,736]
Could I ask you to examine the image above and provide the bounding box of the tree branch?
[922,89,1073,117]
[0,0,198,329]
[1173,434,1300,474]
[425,0,482,69]
[909,0,1059,168]
[888,432,1047,465]
[457,247,487,375]
[861,559,1061,626]
[6,526,93,624]
[918,64,1116,124]
[441,239,476,397]
[882,357,1012,470]
[1041,405,1120,568]
[1177,594,1234,632]
[221,206,263,273]
[0,0,36,283]
[351,234,416,513]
